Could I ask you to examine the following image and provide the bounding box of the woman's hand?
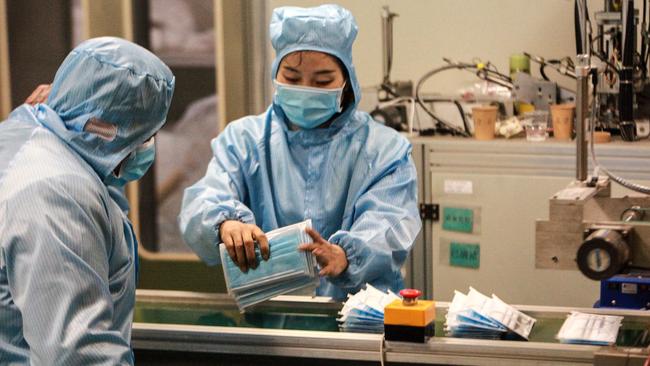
[25,84,51,105]
[220,220,269,272]
[299,228,348,277]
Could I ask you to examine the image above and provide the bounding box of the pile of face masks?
[556,311,623,345]
[445,287,536,340]
[219,220,318,311]
[337,284,400,333]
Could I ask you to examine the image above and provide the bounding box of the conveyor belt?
[132,290,650,365]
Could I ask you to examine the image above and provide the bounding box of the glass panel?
[134,300,340,332]
[134,299,650,346]
[147,0,217,253]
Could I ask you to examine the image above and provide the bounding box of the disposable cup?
[472,106,498,140]
[550,103,575,140]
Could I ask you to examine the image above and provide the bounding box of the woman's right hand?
[220,220,269,272]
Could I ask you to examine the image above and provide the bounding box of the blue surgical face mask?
[273,80,345,129]
[104,137,156,187]
[222,228,309,290]
[218,220,319,309]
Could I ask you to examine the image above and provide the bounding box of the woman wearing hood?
[179,4,421,300]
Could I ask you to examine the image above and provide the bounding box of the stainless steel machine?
[535,0,650,315]
[536,179,650,283]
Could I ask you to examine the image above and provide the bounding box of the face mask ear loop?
[137,136,156,152]
[337,82,347,113]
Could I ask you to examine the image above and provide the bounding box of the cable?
[415,63,485,137]
[415,64,470,136]
[453,100,471,135]
[526,53,577,81]
[591,49,621,74]
[588,69,650,194]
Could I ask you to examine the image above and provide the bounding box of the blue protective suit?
[0,37,174,364]
[179,5,421,300]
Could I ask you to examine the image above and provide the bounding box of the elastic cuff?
[213,208,256,245]
[327,238,355,288]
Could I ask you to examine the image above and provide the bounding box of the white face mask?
[444,287,536,340]
[557,311,623,345]
[483,294,536,339]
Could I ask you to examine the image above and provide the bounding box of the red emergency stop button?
[400,289,422,305]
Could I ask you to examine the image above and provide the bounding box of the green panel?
[137,258,226,293]
[442,207,474,233]
[450,242,480,269]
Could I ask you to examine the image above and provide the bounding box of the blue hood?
[270,4,361,111]
[38,37,175,181]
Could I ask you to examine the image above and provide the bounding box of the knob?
[399,289,422,306]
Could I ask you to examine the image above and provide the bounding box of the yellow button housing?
[384,299,436,327]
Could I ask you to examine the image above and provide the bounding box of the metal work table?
[132,290,650,365]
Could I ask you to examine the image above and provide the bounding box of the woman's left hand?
[25,84,51,105]
[299,228,348,277]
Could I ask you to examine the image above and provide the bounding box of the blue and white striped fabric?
[0,37,174,365]
[179,5,421,301]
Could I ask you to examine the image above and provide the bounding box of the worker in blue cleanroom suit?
[0,37,174,364]
[179,4,421,300]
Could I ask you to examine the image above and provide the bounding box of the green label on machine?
[450,242,480,269]
[442,207,474,233]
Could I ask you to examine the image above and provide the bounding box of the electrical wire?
[419,96,471,135]
[415,64,472,136]
[539,58,578,81]
[453,100,471,134]
[525,52,577,81]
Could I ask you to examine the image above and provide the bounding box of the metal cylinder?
[577,228,629,280]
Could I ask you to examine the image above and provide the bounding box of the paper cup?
[594,131,612,143]
[472,106,498,140]
[550,103,575,140]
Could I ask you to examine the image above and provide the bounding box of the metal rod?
[619,0,637,141]
[575,0,590,181]
[381,6,397,84]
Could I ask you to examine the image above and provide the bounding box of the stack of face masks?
[219,220,318,311]
[556,311,623,345]
[445,287,536,340]
[337,284,400,333]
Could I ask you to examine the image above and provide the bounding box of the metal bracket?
[419,203,439,221]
